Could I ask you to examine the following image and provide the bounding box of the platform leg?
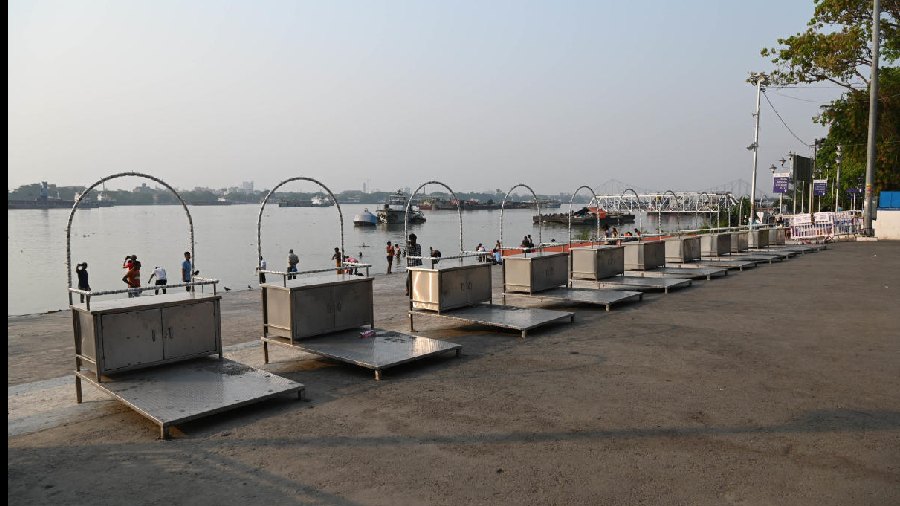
[297,389,304,400]
[455,348,461,358]
[408,313,415,332]
[161,425,170,440]
[75,375,83,404]
[605,304,611,312]
[374,370,381,381]
[570,314,575,322]
[263,340,270,364]
[520,330,528,339]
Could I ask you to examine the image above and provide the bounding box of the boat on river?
[376,191,426,224]
[353,208,378,227]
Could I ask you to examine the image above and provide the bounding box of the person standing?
[75,262,91,303]
[385,241,394,274]
[331,247,343,274]
[182,251,193,292]
[148,265,168,294]
[258,256,267,284]
[123,259,141,297]
[287,249,299,280]
[405,233,422,296]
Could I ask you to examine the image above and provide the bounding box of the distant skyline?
[9,1,842,194]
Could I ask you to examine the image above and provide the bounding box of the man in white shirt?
[258,256,267,284]
[148,266,168,295]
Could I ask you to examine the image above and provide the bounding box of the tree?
[760,0,899,198]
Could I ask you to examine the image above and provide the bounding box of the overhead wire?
[761,90,811,147]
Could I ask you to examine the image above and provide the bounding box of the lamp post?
[748,72,766,228]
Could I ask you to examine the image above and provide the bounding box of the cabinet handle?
[169,327,174,339]
[336,301,342,312]
[467,281,473,290]
[460,282,465,291]
[151,330,156,342]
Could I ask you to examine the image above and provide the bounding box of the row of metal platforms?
[71,240,823,438]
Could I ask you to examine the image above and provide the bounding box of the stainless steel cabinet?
[410,263,492,312]
[624,241,665,270]
[504,252,568,294]
[768,227,786,245]
[570,246,624,280]
[748,229,769,248]
[262,275,374,340]
[664,237,700,263]
[730,232,748,253]
[73,293,222,377]
[702,233,731,256]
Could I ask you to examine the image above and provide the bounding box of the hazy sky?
[8,0,845,194]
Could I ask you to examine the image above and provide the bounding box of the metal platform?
[262,329,461,380]
[703,255,776,265]
[589,275,692,293]
[409,303,575,338]
[690,258,757,270]
[773,244,825,254]
[505,287,643,311]
[749,248,797,258]
[727,252,785,263]
[626,266,728,281]
[75,357,304,439]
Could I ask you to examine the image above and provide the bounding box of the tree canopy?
[760,0,899,202]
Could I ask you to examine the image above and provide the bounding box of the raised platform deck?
[689,258,758,270]
[409,303,574,338]
[626,266,728,281]
[75,357,304,439]
[262,329,461,380]
[587,275,692,294]
[504,287,643,311]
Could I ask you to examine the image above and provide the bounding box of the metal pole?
[749,74,763,227]
[864,0,881,235]
[809,140,818,217]
[835,145,842,210]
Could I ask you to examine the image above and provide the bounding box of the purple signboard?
[773,172,790,194]
[813,179,828,196]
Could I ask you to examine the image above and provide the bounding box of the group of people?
[519,234,536,250]
[604,227,642,238]
[73,252,195,302]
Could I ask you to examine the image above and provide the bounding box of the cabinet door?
[161,301,219,360]
[293,286,334,338]
[333,280,374,329]
[440,268,470,311]
[466,265,492,304]
[100,310,164,372]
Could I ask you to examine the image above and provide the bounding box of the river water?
[7,204,707,315]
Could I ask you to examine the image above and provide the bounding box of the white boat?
[376,191,426,224]
[353,208,378,227]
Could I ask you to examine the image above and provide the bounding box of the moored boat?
[353,208,378,227]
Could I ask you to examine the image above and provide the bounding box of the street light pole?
[748,73,765,228]
[835,145,842,210]
[864,0,881,235]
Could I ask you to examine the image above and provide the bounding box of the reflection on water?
[7,205,712,315]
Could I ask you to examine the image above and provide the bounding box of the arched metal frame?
[567,185,599,247]
[662,190,681,235]
[500,183,542,251]
[404,181,464,260]
[620,188,643,233]
[698,192,713,229]
[257,177,344,274]
[66,172,194,305]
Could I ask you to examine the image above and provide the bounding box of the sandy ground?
[8,241,900,505]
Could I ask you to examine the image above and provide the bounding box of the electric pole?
[835,145,842,211]
[864,0,881,235]
[748,73,765,227]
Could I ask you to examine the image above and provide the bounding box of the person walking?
[182,251,193,292]
[385,241,395,274]
[75,262,91,303]
[148,265,168,295]
[287,249,299,280]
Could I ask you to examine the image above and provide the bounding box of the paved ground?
[8,241,900,505]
